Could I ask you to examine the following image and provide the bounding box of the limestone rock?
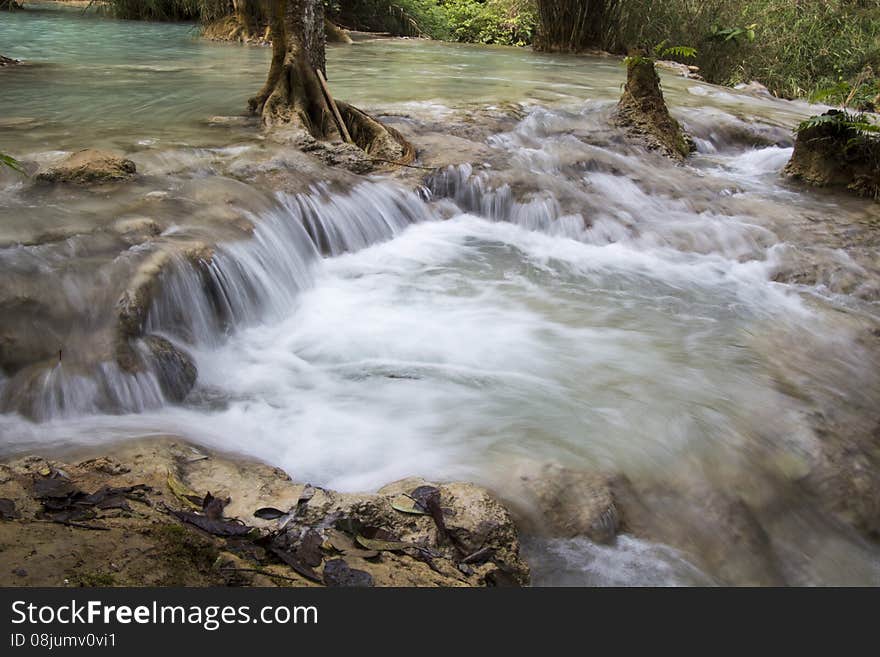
[505,463,619,542]
[0,438,529,587]
[36,149,136,184]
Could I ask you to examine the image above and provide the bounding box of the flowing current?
[3,6,880,585]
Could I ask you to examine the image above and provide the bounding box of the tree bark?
[248,0,414,164]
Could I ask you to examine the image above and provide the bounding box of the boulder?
[36,149,136,184]
[615,57,695,160]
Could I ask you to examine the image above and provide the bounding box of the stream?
[2,4,880,586]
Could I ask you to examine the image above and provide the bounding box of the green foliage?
[608,0,880,99]
[624,42,697,66]
[796,111,880,138]
[0,152,25,175]
[330,0,536,45]
[810,72,880,112]
[706,24,757,44]
[653,43,697,60]
[441,0,537,46]
[329,0,451,38]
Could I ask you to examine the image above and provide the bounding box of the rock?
[110,217,163,245]
[734,80,773,98]
[77,456,131,476]
[0,438,529,587]
[655,60,703,80]
[503,463,619,542]
[799,422,880,541]
[0,54,19,67]
[613,476,786,585]
[141,335,197,402]
[784,110,880,200]
[615,57,695,160]
[36,149,136,185]
[115,244,213,372]
[116,251,173,370]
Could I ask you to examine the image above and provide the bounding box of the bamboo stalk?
[316,68,353,144]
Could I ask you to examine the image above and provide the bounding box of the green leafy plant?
[796,110,880,138]
[625,42,697,66]
[707,24,757,44]
[0,152,25,174]
[809,68,880,111]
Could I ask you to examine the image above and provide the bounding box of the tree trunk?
[248,0,414,164]
[614,58,694,160]
[248,0,338,138]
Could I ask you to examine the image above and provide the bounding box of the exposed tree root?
[249,0,414,168]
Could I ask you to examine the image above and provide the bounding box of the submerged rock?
[116,244,213,373]
[799,420,880,541]
[141,335,197,402]
[784,110,880,200]
[505,463,619,543]
[615,57,695,160]
[36,149,137,185]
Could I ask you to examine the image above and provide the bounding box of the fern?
[660,45,697,59]
[796,111,880,138]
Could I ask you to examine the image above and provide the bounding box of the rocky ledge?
[0,438,529,587]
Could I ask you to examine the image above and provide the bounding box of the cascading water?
[3,5,880,586]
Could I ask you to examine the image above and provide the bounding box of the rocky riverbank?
[0,437,530,586]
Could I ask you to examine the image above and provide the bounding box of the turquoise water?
[1,3,809,154]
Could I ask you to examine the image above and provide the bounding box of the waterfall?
[0,181,436,420]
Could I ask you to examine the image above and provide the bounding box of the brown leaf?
[171,510,253,537]
[355,535,415,552]
[322,559,374,587]
[296,529,324,567]
[32,477,78,500]
[269,546,322,582]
